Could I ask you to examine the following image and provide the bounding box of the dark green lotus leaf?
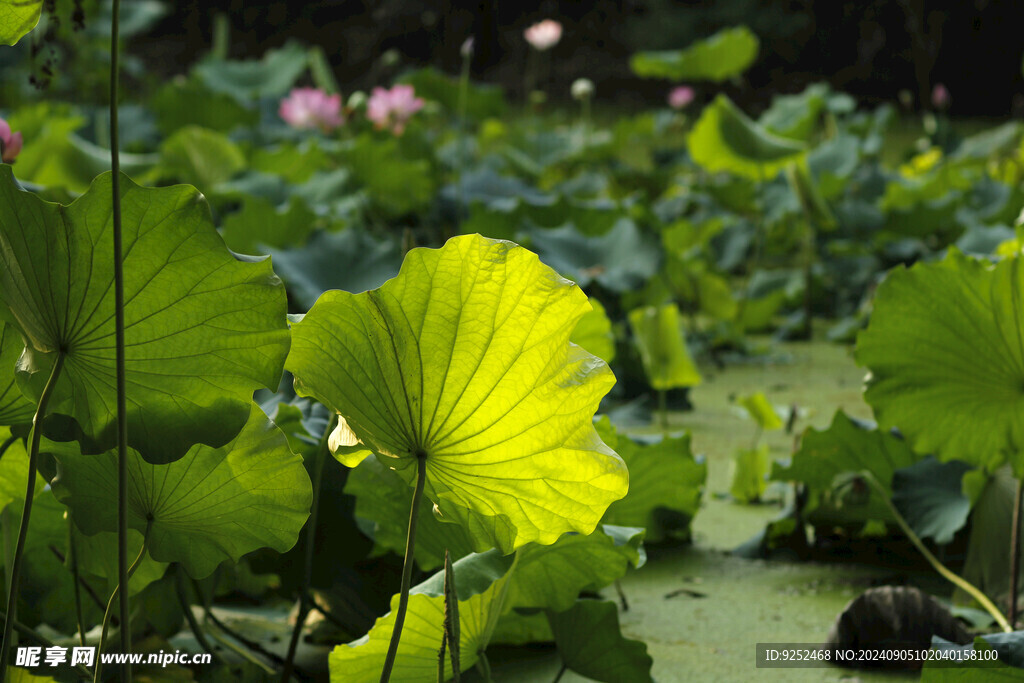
[505,525,645,613]
[150,77,259,136]
[958,467,1023,606]
[528,219,662,292]
[630,26,759,82]
[0,167,290,463]
[266,229,402,310]
[72,526,168,598]
[688,95,807,180]
[856,249,1024,473]
[0,0,42,45]
[344,454,476,571]
[399,67,506,120]
[0,427,35,514]
[287,234,627,553]
[759,83,829,141]
[547,599,654,683]
[892,457,973,545]
[597,419,705,542]
[0,324,33,426]
[158,126,246,189]
[49,404,311,578]
[220,194,317,254]
[345,134,435,218]
[194,41,308,104]
[0,490,98,633]
[771,411,921,526]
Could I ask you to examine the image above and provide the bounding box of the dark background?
[134,0,1023,115]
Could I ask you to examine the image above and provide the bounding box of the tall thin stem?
[862,471,1011,632]
[109,0,132,677]
[1010,478,1024,627]
[0,353,64,676]
[380,454,428,682]
[93,532,149,683]
[281,414,338,683]
[68,516,87,647]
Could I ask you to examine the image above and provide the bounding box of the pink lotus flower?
[524,19,562,51]
[366,84,425,135]
[668,85,695,110]
[0,118,22,164]
[279,88,344,132]
[931,83,950,110]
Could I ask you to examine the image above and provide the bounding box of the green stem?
[380,454,428,682]
[658,389,668,435]
[0,435,17,465]
[437,630,447,683]
[109,0,132,679]
[551,664,567,683]
[475,650,492,683]
[68,515,87,647]
[862,471,1012,632]
[1010,477,1024,627]
[0,353,64,676]
[0,608,93,680]
[174,567,217,658]
[281,414,338,683]
[93,529,149,683]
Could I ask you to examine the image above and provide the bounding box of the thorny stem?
[380,454,428,682]
[281,414,338,683]
[0,353,64,676]
[861,470,1012,632]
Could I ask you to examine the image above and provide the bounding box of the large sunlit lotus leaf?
[266,229,403,310]
[629,26,759,82]
[48,404,311,579]
[856,249,1024,473]
[194,41,308,104]
[329,551,516,682]
[570,297,616,364]
[220,194,317,254]
[399,67,506,120]
[688,95,807,180]
[0,324,33,425]
[528,219,662,292]
[505,525,645,613]
[157,126,246,190]
[344,454,477,571]
[0,167,290,464]
[771,411,920,526]
[547,600,654,683]
[596,419,705,542]
[628,304,701,390]
[287,234,627,553]
[0,0,42,45]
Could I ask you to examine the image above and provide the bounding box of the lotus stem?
[281,414,337,683]
[861,470,1012,632]
[380,454,427,682]
[0,353,65,676]
[93,528,148,683]
[108,0,132,678]
[1010,477,1024,627]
